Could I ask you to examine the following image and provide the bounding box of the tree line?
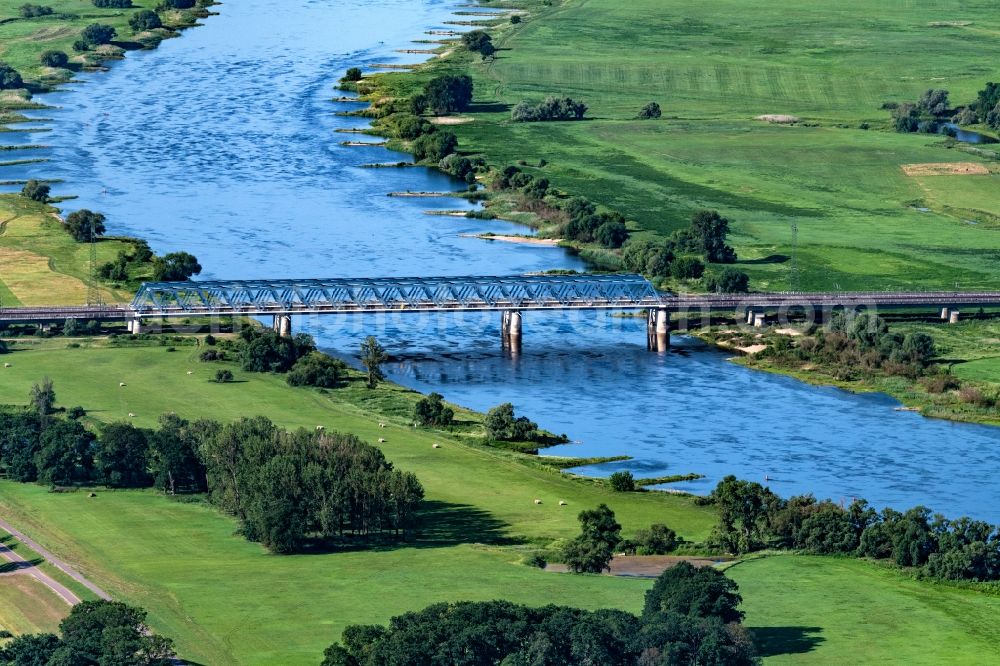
[704,475,1000,582]
[890,82,1000,134]
[0,388,423,553]
[322,561,757,665]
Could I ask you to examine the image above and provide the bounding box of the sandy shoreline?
[460,233,562,246]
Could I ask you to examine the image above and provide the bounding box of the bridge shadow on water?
[750,626,825,658]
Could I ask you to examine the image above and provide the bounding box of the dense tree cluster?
[40,49,69,68]
[411,130,457,162]
[159,0,196,8]
[64,209,106,242]
[231,327,316,373]
[976,82,1000,130]
[890,89,950,133]
[416,74,473,115]
[93,0,133,7]
[151,251,201,281]
[562,503,622,573]
[322,563,757,665]
[558,196,629,248]
[414,392,454,426]
[286,351,348,389]
[461,30,494,58]
[97,240,154,283]
[343,66,362,82]
[705,475,1000,582]
[762,312,937,380]
[512,96,587,122]
[0,63,24,90]
[129,9,163,31]
[20,179,50,202]
[0,402,423,553]
[203,417,423,552]
[81,23,117,46]
[0,600,173,666]
[483,402,538,441]
[18,4,54,18]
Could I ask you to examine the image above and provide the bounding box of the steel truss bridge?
[3,274,1000,324]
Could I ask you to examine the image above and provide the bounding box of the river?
[3,0,1000,521]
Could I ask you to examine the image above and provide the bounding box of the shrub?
[199,349,226,361]
[343,66,362,82]
[151,251,201,281]
[959,386,993,407]
[635,523,679,554]
[129,9,162,31]
[161,0,196,7]
[73,39,91,53]
[286,351,347,388]
[704,267,749,293]
[422,74,473,115]
[67,406,87,420]
[214,369,233,383]
[0,63,24,90]
[608,470,636,492]
[93,0,133,6]
[40,50,69,68]
[21,180,50,202]
[414,392,455,426]
[19,4,54,18]
[525,553,546,568]
[671,255,705,279]
[512,96,586,122]
[461,30,494,58]
[64,209,107,242]
[595,219,628,248]
[510,14,521,24]
[922,373,960,394]
[637,101,662,119]
[81,24,117,46]
[484,402,537,441]
[411,131,457,161]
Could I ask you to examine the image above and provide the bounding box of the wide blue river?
[3,0,1000,520]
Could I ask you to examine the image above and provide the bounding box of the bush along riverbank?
[700,312,1000,427]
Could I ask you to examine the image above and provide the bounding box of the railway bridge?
[2,274,1000,352]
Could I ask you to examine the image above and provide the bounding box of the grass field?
[0,194,135,305]
[407,0,1000,291]
[0,574,67,636]
[730,555,1000,664]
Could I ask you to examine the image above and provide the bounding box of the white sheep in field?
[534,499,542,505]
[316,425,325,431]
[379,422,386,428]
[559,501,567,506]
[3,363,10,368]
[186,370,193,375]
[378,437,386,443]
[128,413,135,418]
[432,443,440,449]
[119,382,126,387]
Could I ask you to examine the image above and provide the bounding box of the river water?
[3,0,1000,521]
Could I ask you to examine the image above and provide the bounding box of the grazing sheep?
[316,425,325,431]
[128,413,135,418]
[3,363,10,368]
[379,422,386,428]
[534,499,542,505]
[559,501,567,506]
[378,437,386,443]
[432,443,441,449]
[119,382,126,387]
[186,370,193,375]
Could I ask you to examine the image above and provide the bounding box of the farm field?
[434,0,1000,291]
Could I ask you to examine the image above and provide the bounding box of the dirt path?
[0,517,110,602]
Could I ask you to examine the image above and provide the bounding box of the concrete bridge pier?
[128,318,142,335]
[501,310,522,353]
[272,314,292,337]
[940,307,950,320]
[745,308,755,325]
[647,308,670,352]
[949,309,960,324]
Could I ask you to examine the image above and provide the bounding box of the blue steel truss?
[130,274,664,315]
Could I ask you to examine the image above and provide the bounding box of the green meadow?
[1,343,999,664]
[420,0,1000,291]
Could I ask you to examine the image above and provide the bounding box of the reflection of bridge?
[3,274,1000,351]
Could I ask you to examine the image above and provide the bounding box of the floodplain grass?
[0,341,713,663]
[729,555,1000,664]
[0,194,134,305]
[396,0,1000,292]
[0,573,67,636]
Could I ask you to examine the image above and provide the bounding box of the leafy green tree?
[64,209,106,242]
[708,475,780,553]
[595,219,628,248]
[40,50,69,68]
[360,336,387,389]
[35,419,94,485]
[901,332,936,366]
[797,506,858,554]
[643,560,744,623]
[411,131,457,161]
[148,413,209,494]
[58,600,173,665]
[29,377,56,417]
[0,633,62,665]
[129,9,162,31]
[689,209,737,263]
[512,96,587,122]
[239,329,315,373]
[483,402,537,441]
[93,0,132,6]
[22,179,50,202]
[510,14,521,24]
[0,411,43,481]
[0,62,24,90]
[704,267,749,293]
[635,523,679,555]
[670,255,705,279]
[151,251,201,281]
[608,470,635,492]
[286,351,347,388]
[461,30,494,58]
[343,67,362,82]
[214,369,234,383]
[95,422,151,488]
[422,74,473,115]
[414,392,454,426]
[637,101,662,119]
[562,504,621,573]
[81,24,117,46]
[162,0,195,7]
